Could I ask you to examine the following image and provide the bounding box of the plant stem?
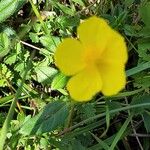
[109,114,132,150]
[65,102,150,133]
[29,0,49,35]
[66,101,75,128]
[0,52,34,150]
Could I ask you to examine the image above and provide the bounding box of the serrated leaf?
[0,64,12,87]
[0,0,26,23]
[29,32,39,43]
[33,23,42,32]
[51,73,68,90]
[14,62,25,73]
[20,101,69,135]
[133,72,150,88]
[139,2,150,26]
[79,103,96,120]
[0,33,10,58]
[0,26,16,37]
[4,53,17,65]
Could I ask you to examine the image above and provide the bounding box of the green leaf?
[40,36,61,52]
[19,101,69,135]
[131,95,150,114]
[0,64,12,87]
[139,2,150,26]
[57,89,68,95]
[14,62,26,73]
[123,24,139,37]
[72,0,85,6]
[137,38,150,61]
[133,72,150,88]
[29,32,39,43]
[139,26,150,37]
[107,101,122,118]
[4,53,17,65]
[51,73,68,90]
[40,138,49,149]
[33,22,42,32]
[90,133,110,150]
[124,0,134,7]
[51,1,74,16]
[143,111,150,133]
[109,115,132,150]
[58,16,80,27]
[79,103,96,120]
[0,33,10,58]
[105,105,110,130]
[71,139,86,150]
[35,65,58,84]
[0,0,26,23]
[126,61,150,76]
[0,25,16,37]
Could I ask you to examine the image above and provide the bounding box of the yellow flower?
[54,16,128,102]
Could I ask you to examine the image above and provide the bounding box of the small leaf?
[71,139,86,150]
[0,25,16,37]
[137,38,150,61]
[124,0,134,7]
[72,0,85,6]
[143,111,150,133]
[40,36,61,52]
[131,95,150,114]
[139,2,150,26]
[14,62,26,73]
[29,32,39,43]
[58,16,80,27]
[51,73,68,90]
[123,24,139,37]
[35,65,58,84]
[79,103,96,120]
[20,101,69,135]
[4,53,17,65]
[0,0,26,23]
[139,26,150,37]
[0,33,10,58]
[0,64,12,87]
[33,22,42,32]
[51,1,74,16]
[133,72,150,88]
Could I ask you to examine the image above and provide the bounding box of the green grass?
[0,0,150,149]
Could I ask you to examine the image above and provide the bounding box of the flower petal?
[55,38,86,76]
[100,30,128,64]
[77,16,112,55]
[67,66,102,101]
[98,63,126,96]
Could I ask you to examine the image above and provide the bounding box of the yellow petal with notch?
[55,38,86,76]
[77,16,112,57]
[98,63,126,96]
[67,66,102,101]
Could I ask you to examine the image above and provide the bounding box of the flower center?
[83,48,100,65]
